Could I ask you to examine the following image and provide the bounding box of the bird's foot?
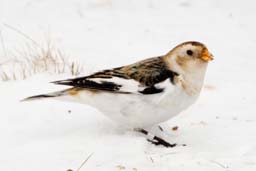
[147,136,177,148]
[135,128,176,148]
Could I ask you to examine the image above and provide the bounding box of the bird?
[23,41,213,147]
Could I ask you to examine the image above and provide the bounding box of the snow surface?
[1,0,256,170]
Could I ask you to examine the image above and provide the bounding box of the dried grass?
[0,24,84,81]
[0,39,83,81]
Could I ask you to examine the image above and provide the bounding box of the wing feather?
[53,56,178,95]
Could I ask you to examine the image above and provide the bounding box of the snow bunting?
[23,41,213,147]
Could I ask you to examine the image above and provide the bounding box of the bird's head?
[164,41,213,77]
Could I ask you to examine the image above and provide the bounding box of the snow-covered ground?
[1,0,256,170]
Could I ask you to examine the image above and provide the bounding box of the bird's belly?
[72,88,198,128]
[120,87,198,128]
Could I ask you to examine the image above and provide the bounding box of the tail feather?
[21,88,72,102]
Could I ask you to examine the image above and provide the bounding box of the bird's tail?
[21,88,73,102]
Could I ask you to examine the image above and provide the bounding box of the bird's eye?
[186,50,193,56]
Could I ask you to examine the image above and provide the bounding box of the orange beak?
[201,49,214,62]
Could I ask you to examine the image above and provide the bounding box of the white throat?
[165,56,208,96]
[182,63,208,95]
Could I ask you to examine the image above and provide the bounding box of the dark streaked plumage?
[53,56,178,94]
[54,79,124,92]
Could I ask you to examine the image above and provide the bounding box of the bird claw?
[135,128,176,148]
[147,137,177,148]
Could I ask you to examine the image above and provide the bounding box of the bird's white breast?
[66,80,200,129]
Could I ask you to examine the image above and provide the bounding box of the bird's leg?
[135,128,176,148]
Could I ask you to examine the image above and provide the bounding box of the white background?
[0,0,256,170]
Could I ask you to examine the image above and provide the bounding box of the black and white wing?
[52,57,178,95]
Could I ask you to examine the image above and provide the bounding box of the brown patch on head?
[166,41,207,56]
[178,41,206,49]
[176,55,189,69]
[165,41,213,67]
[188,41,205,47]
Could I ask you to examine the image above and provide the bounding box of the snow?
[1,0,256,170]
